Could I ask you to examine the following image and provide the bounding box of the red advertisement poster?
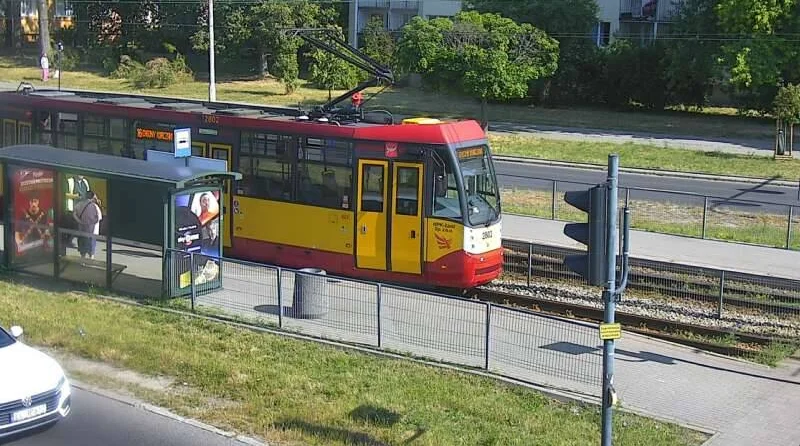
[12,167,55,258]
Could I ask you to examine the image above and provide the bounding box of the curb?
[68,378,268,446]
[494,155,799,187]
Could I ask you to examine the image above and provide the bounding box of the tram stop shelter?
[0,144,241,298]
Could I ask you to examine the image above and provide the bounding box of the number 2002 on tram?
[0,88,503,289]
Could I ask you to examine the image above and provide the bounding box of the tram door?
[203,143,233,249]
[356,160,424,274]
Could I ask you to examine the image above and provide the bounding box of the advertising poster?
[12,167,55,260]
[174,189,221,289]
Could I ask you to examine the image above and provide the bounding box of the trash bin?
[292,268,328,319]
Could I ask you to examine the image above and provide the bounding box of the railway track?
[467,287,792,358]
[501,243,800,316]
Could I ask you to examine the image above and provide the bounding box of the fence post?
[484,302,491,370]
[551,180,557,220]
[717,270,725,319]
[702,196,708,239]
[786,206,793,250]
[189,252,196,312]
[377,284,383,348]
[526,243,533,287]
[277,267,283,328]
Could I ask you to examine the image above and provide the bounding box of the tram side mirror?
[434,172,447,197]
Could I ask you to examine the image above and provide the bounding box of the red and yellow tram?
[0,87,503,289]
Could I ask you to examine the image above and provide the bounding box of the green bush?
[128,55,193,88]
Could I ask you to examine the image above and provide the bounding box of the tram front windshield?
[457,146,500,226]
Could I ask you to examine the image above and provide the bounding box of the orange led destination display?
[136,127,174,142]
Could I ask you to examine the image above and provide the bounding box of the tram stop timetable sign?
[599,323,622,340]
[174,128,191,158]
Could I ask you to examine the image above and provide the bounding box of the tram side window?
[37,111,54,145]
[3,120,15,146]
[238,132,294,201]
[296,138,353,210]
[56,113,79,150]
[432,155,462,219]
[83,114,110,154]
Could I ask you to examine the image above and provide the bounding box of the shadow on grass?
[276,419,391,446]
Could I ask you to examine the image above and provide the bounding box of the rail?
[498,173,800,250]
[496,238,800,344]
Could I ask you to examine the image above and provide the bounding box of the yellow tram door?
[356,160,389,270]
[390,162,423,274]
[205,143,233,249]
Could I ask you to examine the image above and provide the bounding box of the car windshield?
[457,146,500,226]
[0,327,16,349]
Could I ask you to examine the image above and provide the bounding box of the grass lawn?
[0,279,708,446]
[490,134,800,180]
[0,54,774,141]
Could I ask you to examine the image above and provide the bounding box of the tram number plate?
[481,230,492,240]
[11,404,47,423]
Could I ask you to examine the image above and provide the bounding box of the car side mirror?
[10,325,23,338]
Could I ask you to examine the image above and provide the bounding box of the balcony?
[390,0,419,10]
[620,0,683,22]
[359,0,389,8]
[358,0,419,10]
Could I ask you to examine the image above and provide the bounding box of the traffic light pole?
[600,153,631,446]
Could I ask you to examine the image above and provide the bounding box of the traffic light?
[563,184,609,286]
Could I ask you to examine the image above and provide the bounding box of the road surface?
[2,387,245,446]
[495,159,798,213]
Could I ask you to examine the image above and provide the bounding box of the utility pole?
[564,153,630,446]
[600,154,629,446]
[208,0,217,102]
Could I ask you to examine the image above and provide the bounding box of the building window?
[296,137,353,209]
[20,0,37,17]
[238,132,295,201]
[593,21,611,47]
[55,0,74,17]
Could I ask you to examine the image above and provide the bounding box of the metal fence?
[166,248,604,397]
[498,174,800,251]
[500,238,800,342]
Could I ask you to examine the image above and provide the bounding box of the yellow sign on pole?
[599,323,622,340]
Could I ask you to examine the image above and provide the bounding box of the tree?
[361,15,395,70]
[773,83,800,154]
[715,0,800,111]
[662,0,723,108]
[192,0,337,93]
[396,11,558,127]
[465,0,600,105]
[36,0,51,60]
[308,29,361,99]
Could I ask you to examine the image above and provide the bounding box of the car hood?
[0,342,65,404]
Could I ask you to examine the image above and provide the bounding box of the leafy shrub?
[126,54,193,89]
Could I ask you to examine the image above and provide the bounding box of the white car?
[0,325,71,439]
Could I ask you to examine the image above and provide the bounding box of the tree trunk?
[37,0,51,57]
[259,51,269,77]
[9,0,21,49]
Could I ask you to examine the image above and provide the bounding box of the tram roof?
[0,144,242,188]
[3,87,488,145]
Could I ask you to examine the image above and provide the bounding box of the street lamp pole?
[208,0,216,102]
[57,41,63,91]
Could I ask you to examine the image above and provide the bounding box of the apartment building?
[348,0,684,47]
[1,0,73,47]
[347,0,462,45]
